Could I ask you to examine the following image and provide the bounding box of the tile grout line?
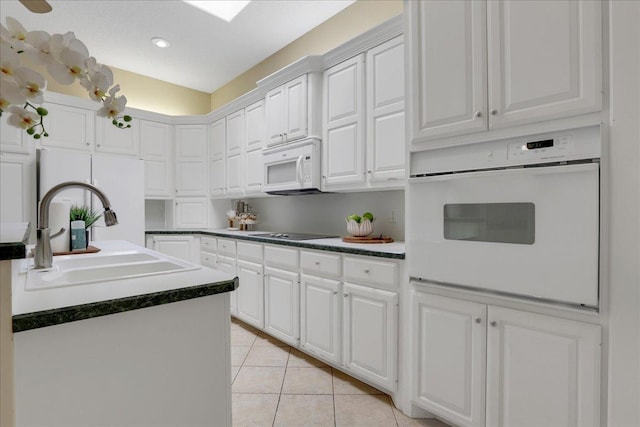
[272,341,291,427]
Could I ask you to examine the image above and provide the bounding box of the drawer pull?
[363,268,370,273]
[314,261,320,265]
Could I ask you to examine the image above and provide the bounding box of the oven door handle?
[409,162,598,183]
[296,155,304,185]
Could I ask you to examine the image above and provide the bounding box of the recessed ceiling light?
[151,37,171,48]
[183,0,251,22]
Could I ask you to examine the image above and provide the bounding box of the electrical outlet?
[389,209,397,223]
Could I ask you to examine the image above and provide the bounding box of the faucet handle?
[50,227,66,239]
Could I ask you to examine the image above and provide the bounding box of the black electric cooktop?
[252,232,338,241]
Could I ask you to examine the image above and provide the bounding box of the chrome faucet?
[35,181,118,269]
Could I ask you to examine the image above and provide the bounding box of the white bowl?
[345,218,374,237]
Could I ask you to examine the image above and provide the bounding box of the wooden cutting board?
[53,245,101,256]
[342,235,394,244]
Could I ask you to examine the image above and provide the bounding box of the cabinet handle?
[86,142,90,146]
[474,111,482,118]
[367,170,372,174]
[363,269,370,273]
[333,291,338,295]
[490,109,498,115]
[490,321,497,327]
[314,261,320,265]
[474,317,482,324]
[343,293,349,297]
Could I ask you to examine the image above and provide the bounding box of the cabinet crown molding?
[257,56,324,89]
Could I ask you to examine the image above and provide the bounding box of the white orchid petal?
[7,106,40,129]
[108,84,120,97]
[46,60,75,85]
[0,79,26,105]
[6,17,27,41]
[68,37,89,58]
[25,30,50,46]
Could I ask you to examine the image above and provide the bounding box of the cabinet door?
[300,274,341,364]
[210,118,225,161]
[236,260,264,329]
[486,306,601,427]
[408,0,487,141]
[0,114,28,154]
[284,75,308,142]
[225,153,243,196]
[264,267,299,346]
[0,154,32,224]
[175,125,208,196]
[40,102,95,151]
[265,86,286,146]
[210,157,225,197]
[245,100,265,151]
[152,235,196,263]
[244,148,263,195]
[226,109,245,156]
[140,120,172,198]
[217,255,237,315]
[487,0,602,129]
[366,36,405,184]
[343,283,398,391]
[95,116,139,156]
[323,55,365,188]
[412,292,486,427]
[175,198,208,229]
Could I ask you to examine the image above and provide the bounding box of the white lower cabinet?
[264,266,299,346]
[217,255,237,314]
[343,282,398,391]
[300,273,342,364]
[149,235,198,264]
[412,291,601,427]
[236,259,264,329]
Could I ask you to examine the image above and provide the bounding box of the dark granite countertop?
[0,222,30,261]
[13,277,238,333]
[146,229,405,260]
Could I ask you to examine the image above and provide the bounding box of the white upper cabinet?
[210,118,226,197]
[265,75,311,146]
[174,197,208,229]
[366,35,405,184]
[323,36,405,192]
[244,100,265,195]
[226,109,245,156]
[95,116,140,156]
[323,54,365,188]
[408,0,487,141]
[39,102,95,151]
[139,120,172,198]
[225,153,243,196]
[175,124,208,196]
[487,0,602,128]
[408,0,602,143]
[0,114,28,154]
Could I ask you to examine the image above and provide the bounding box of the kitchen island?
[11,240,237,427]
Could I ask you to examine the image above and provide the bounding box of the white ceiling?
[0,0,356,93]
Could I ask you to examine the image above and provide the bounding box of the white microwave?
[262,138,322,195]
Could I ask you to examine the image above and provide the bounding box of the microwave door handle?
[296,155,304,185]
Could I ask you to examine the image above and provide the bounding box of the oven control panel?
[507,136,573,161]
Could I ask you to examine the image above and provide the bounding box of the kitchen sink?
[26,249,201,291]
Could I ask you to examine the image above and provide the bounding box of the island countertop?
[12,240,237,332]
[0,222,30,261]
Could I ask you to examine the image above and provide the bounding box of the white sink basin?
[26,249,201,291]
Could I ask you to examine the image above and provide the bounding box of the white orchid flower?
[13,67,46,104]
[47,46,88,85]
[0,43,21,79]
[80,57,114,101]
[24,31,52,66]
[1,17,27,50]
[0,79,26,110]
[7,105,40,129]
[97,94,127,119]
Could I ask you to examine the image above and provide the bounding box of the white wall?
[210,190,405,241]
[607,2,640,426]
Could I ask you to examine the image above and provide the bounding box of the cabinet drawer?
[237,241,263,263]
[344,256,398,290]
[264,245,299,270]
[200,252,217,268]
[301,250,342,278]
[200,236,217,252]
[217,238,237,257]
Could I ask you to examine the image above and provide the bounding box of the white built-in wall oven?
[407,126,601,307]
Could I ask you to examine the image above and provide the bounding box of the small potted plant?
[70,205,102,250]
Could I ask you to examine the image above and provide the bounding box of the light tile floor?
[231,317,451,427]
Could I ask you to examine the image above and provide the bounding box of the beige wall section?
[44,65,211,116]
[210,0,403,110]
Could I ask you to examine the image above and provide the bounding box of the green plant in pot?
[69,205,102,250]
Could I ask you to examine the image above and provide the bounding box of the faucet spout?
[35,181,118,269]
